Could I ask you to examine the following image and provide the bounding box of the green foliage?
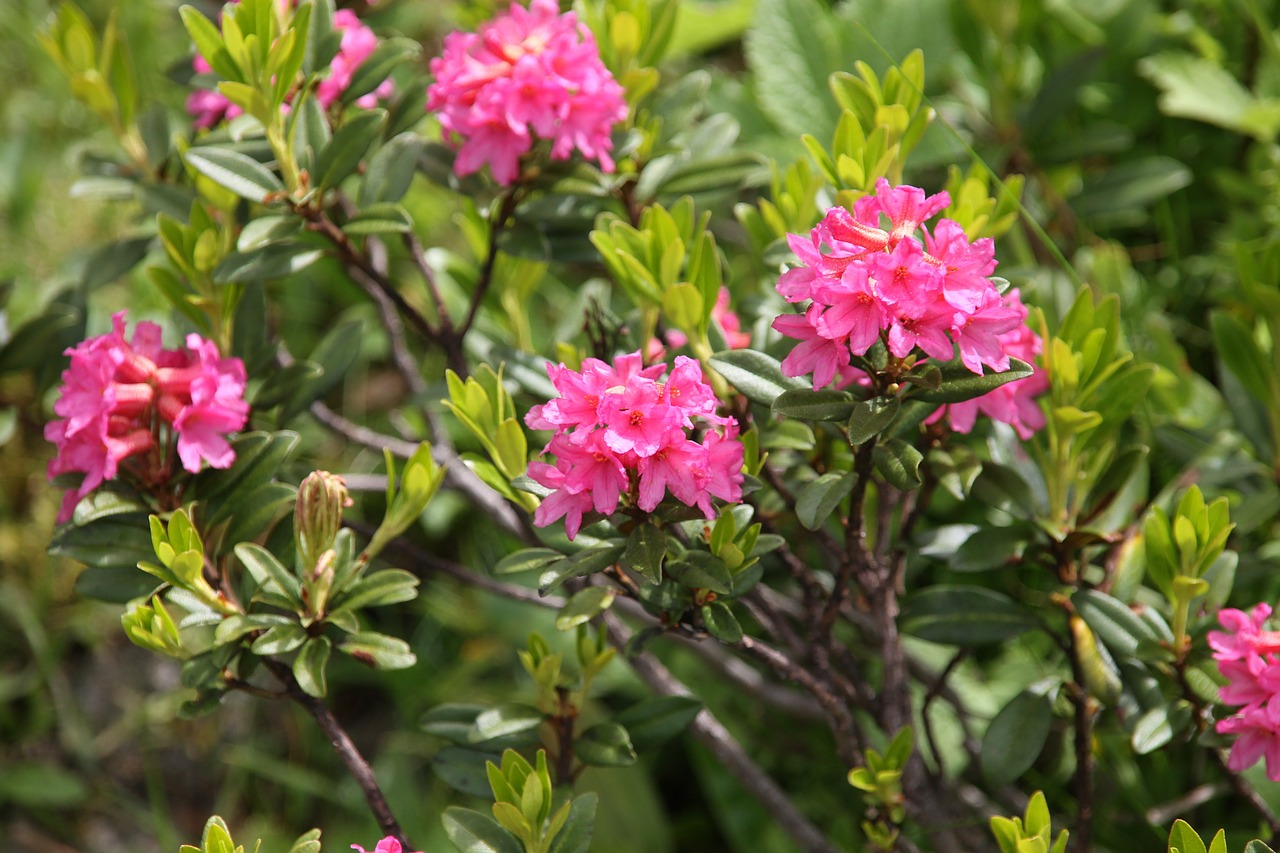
[990,792,1068,853]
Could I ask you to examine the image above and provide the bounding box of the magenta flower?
[526,353,743,539]
[772,179,1048,437]
[45,314,250,523]
[352,838,422,853]
[426,0,628,185]
[1210,602,1280,781]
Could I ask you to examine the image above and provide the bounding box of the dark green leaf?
[49,515,153,572]
[250,623,308,656]
[343,203,412,235]
[622,523,666,584]
[574,722,638,767]
[981,689,1053,786]
[700,601,743,643]
[441,806,523,853]
[950,525,1027,572]
[613,696,703,749]
[194,431,301,505]
[293,636,331,697]
[434,747,506,797]
[340,631,417,669]
[709,349,806,406]
[341,38,419,105]
[873,438,924,490]
[329,568,419,612]
[667,551,732,594]
[771,388,857,421]
[236,542,302,604]
[538,543,625,595]
[795,472,855,531]
[420,703,486,744]
[1072,589,1158,659]
[360,131,424,206]
[900,586,1039,645]
[469,703,545,743]
[493,547,564,575]
[82,236,152,291]
[251,362,324,408]
[0,304,81,375]
[1211,311,1272,404]
[73,566,159,604]
[212,242,324,284]
[1132,701,1192,755]
[281,319,365,421]
[555,586,616,631]
[185,147,283,202]
[548,793,598,853]
[911,358,1035,404]
[314,110,387,191]
[847,396,901,445]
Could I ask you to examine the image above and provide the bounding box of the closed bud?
[295,471,352,572]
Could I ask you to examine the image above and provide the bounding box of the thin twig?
[458,187,523,340]
[261,657,410,848]
[601,611,841,853]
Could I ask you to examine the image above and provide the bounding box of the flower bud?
[295,471,352,572]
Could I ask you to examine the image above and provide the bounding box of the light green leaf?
[185,147,283,203]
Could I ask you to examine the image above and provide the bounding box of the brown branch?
[261,657,409,848]
[602,611,841,853]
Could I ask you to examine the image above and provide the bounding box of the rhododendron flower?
[426,0,628,185]
[525,353,743,539]
[772,178,1047,436]
[45,313,249,523]
[1211,604,1280,781]
[352,839,421,853]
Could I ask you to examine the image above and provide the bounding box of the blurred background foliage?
[8,0,1280,850]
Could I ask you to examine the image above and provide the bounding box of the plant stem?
[262,657,411,849]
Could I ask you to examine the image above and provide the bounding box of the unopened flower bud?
[305,548,337,619]
[295,470,352,572]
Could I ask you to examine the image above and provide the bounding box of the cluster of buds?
[525,353,743,539]
[1210,604,1280,779]
[187,5,393,129]
[45,312,249,522]
[426,0,628,185]
[774,179,1046,436]
[294,470,353,618]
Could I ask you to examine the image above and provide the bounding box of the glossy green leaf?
[667,551,732,595]
[442,806,523,853]
[771,388,857,421]
[700,601,743,643]
[538,543,625,595]
[329,568,419,612]
[795,471,855,531]
[548,792,598,853]
[623,523,666,584]
[49,515,154,573]
[708,349,805,405]
[185,147,283,203]
[314,109,386,191]
[342,203,413,235]
[900,586,1039,645]
[555,586,616,631]
[468,703,545,744]
[1167,820,1208,853]
[911,358,1035,404]
[359,131,423,206]
[873,438,924,491]
[847,395,901,445]
[1131,701,1191,755]
[1071,589,1157,659]
[250,623,307,656]
[340,631,417,670]
[293,636,331,697]
[574,722,638,767]
[493,548,564,575]
[981,689,1052,786]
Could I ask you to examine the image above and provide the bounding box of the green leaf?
[701,601,744,643]
[280,320,365,421]
[360,131,424,206]
[469,703,545,744]
[74,566,160,604]
[981,689,1053,787]
[493,548,564,575]
[435,747,507,798]
[548,793,598,853]
[667,551,732,595]
[662,282,706,334]
[420,703,487,744]
[613,696,703,749]
[342,203,413,235]
[442,806,524,853]
[709,349,806,405]
[1245,842,1278,853]
[213,242,324,284]
[1211,311,1273,404]
[771,388,857,421]
[236,542,302,604]
[1167,820,1208,853]
[180,5,239,81]
[293,636,331,697]
[341,38,419,105]
[329,568,419,612]
[1140,52,1280,140]
[185,147,283,203]
[314,110,387,191]
[1071,589,1158,659]
[911,358,1035,404]
[622,523,667,584]
[250,623,308,655]
[847,396,901,445]
[538,543,625,595]
[50,515,154,573]
[795,471,856,531]
[340,631,417,670]
[0,761,89,809]
[745,0,842,140]
[900,586,1039,645]
[1131,701,1192,755]
[574,722,638,767]
[555,586,616,631]
[874,438,924,490]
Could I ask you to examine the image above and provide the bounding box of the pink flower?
[45,314,249,522]
[529,353,742,538]
[352,838,422,853]
[772,183,1047,436]
[426,0,628,185]
[1211,602,1280,781]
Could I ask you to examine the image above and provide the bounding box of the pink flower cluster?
[352,838,420,853]
[1211,604,1280,780]
[45,313,249,523]
[773,179,1046,435]
[187,7,393,129]
[426,0,628,185]
[525,353,744,539]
